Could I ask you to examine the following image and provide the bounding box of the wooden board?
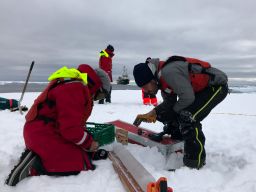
[110,120,185,170]
[110,120,184,156]
[109,144,174,192]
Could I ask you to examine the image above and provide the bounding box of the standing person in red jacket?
[98,44,114,104]
[5,64,111,186]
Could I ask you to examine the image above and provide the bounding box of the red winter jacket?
[99,49,114,81]
[24,81,95,173]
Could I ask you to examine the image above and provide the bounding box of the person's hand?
[89,141,99,152]
[133,110,157,126]
[137,113,157,123]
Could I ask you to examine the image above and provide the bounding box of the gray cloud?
[1,0,256,82]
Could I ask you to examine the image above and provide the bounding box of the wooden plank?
[111,120,184,170]
[111,120,184,155]
[115,128,128,145]
[109,151,144,192]
[113,144,155,192]
[111,120,179,145]
[109,144,174,191]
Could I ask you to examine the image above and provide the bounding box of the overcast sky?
[0,0,256,82]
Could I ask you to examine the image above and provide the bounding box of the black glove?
[91,149,108,160]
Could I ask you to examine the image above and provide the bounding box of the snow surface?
[1,90,256,192]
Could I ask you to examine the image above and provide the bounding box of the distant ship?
[117,66,130,85]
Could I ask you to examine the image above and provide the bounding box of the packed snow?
[1,90,256,192]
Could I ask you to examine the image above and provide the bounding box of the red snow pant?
[142,89,158,106]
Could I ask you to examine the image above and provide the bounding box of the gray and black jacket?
[147,58,228,120]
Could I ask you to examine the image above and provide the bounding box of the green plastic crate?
[85,122,115,146]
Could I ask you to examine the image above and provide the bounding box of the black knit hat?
[107,44,114,52]
[133,63,155,87]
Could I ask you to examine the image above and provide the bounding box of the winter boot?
[105,93,111,103]
[150,98,158,106]
[143,98,150,105]
[98,99,104,104]
[105,98,111,103]
[5,149,39,186]
[105,88,112,103]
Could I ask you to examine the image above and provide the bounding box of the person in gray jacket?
[133,55,228,169]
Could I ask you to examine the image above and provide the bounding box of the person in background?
[142,89,158,106]
[5,64,111,186]
[142,57,158,106]
[98,44,115,104]
[133,56,228,169]
[0,97,28,112]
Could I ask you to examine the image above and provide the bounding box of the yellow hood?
[48,66,87,84]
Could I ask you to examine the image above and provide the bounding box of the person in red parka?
[5,64,111,186]
[98,44,114,104]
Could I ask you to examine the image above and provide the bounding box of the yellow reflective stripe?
[195,127,203,168]
[99,50,109,57]
[192,86,222,119]
[48,66,88,85]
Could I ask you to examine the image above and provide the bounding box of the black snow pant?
[105,86,112,103]
[98,86,112,104]
[182,84,229,169]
